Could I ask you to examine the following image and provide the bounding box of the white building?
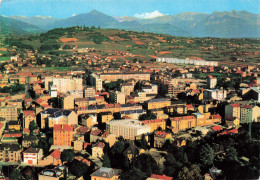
[52,76,83,93]
[204,89,227,100]
[156,57,218,66]
[106,119,151,140]
[90,73,103,91]
[207,75,217,89]
[50,85,58,97]
[23,148,43,165]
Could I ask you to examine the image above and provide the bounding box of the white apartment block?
[106,119,151,140]
[156,57,218,66]
[204,89,227,100]
[90,73,103,91]
[52,77,83,93]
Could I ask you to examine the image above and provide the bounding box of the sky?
[0,0,259,18]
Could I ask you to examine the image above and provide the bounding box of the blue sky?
[0,0,259,18]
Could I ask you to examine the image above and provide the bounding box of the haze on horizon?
[0,0,259,18]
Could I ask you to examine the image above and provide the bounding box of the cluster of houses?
[0,46,259,179]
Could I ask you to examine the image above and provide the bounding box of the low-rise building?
[90,167,121,180]
[142,119,166,132]
[92,142,105,158]
[90,129,116,147]
[23,148,43,165]
[0,143,22,163]
[154,131,173,148]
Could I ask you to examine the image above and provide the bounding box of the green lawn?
[43,67,72,71]
[0,56,9,61]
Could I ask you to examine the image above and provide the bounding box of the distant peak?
[89,9,101,14]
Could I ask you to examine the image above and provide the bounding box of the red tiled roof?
[143,119,165,124]
[154,131,169,138]
[211,125,222,132]
[53,124,73,131]
[241,105,254,109]
[23,110,35,117]
[93,142,105,148]
[171,115,195,121]
[91,129,101,136]
[150,174,173,180]
[210,114,222,119]
[50,149,60,160]
[84,143,92,148]
[230,104,240,108]
[186,104,194,108]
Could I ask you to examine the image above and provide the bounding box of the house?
[38,166,66,180]
[22,135,39,148]
[154,131,173,148]
[90,129,117,147]
[0,143,22,163]
[147,174,173,180]
[90,167,121,180]
[23,110,36,129]
[39,149,61,166]
[7,121,21,131]
[23,148,43,165]
[92,142,105,158]
[225,116,240,128]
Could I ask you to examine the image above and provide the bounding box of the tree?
[68,160,88,178]
[199,143,214,168]
[102,153,111,168]
[61,149,74,163]
[178,164,202,180]
[139,113,156,120]
[164,153,182,177]
[120,168,146,180]
[10,168,22,180]
[29,120,38,135]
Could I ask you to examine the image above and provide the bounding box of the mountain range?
[1,9,260,38]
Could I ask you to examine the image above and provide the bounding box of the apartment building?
[47,110,78,128]
[121,83,134,96]
[63,95,75,110]
[204,89,227,100]
[90,73,103,91]
[99,73,150,82]
[23,110,36,129]
[225,104,240,118]
[53,124,74,146]
[142,119,166,132]
[109,91,125,104]
[106,119,151,140]
[90,129,116,147]
[52,76,83,93]
[146,98,171,110]
[85,87,96,97]
[170,116,196,132]
[92,142,105,158]
[207,75,217,89]
[0,106,18,122]
[240,105,260,124]
[154,131,173,148]
[0,143,22,163]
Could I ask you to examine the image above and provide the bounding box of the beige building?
[90,129,117,147]
[121,83,134,96]
[0,106,18,122]
[240,105,260,124]
[92,142,105,158]
[48,110,78,128]
[63,95,75,110]
[23,110,36,129]
[106,119,151,140]
[225,104,240,118]
[146,98,171,110]
[207,75,217,89]
[110,91,125,104]
[52,76,83,93]
[99,73,150,82]
[90,73,103,91]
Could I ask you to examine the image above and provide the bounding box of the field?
[4,27,260,65]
